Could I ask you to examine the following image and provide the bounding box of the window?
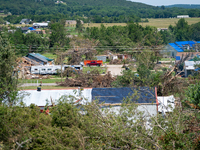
[48,69,51,71]
[35,69,38,71]
[42,69,45,71]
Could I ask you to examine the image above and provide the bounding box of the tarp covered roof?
[169,41,200,52]
[92,87,156,104]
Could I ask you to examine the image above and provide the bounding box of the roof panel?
[92,87,156,104]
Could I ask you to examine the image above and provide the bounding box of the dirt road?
[106,65,124,76]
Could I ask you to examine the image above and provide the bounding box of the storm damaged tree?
[55,37,98,65]
[0,32,18,105]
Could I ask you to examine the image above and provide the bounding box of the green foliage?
[0,32,18,105]
[184,81,200,108]
[49,22,68,47]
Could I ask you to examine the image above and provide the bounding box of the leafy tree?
[174,18,191,41]
[49,22,68,47]
[184,81,200,109]
[0,33,18,105]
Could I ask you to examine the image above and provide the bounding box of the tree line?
[2,18,200,56]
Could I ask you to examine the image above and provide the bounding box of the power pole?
[61,52,63,82]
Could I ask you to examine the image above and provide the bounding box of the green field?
[42,53,57,59]
[19,78,62,84]
[83,18,200,28]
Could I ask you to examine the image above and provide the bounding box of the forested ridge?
[1,0,200,23]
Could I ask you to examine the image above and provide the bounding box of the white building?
[177,15,190,18]
[184,61,200,77]
[33,23,48,28]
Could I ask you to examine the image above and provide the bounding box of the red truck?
[86,61,102,67]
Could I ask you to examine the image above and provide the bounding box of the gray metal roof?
[27,53,48,63]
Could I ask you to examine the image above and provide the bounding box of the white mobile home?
[31,65,82,75]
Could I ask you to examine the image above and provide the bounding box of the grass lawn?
[42,52,57,59]
[160,58,175,61]
[83,18,200,28]
[19,86,78,90]
[83,66,107,74]
[19,78,62,84]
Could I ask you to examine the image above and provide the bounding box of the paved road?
[19,83,57,87]
[106,65,124,76]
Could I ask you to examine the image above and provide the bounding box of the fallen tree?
[57,70,115,88]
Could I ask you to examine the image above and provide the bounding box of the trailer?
[31,65,82,75]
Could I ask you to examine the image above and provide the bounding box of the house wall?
[161,45,177,58]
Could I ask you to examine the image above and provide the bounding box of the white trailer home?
[31,65,83,75]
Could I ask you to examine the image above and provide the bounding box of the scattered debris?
[57,71,115,88]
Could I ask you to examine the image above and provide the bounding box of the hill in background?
[166,4,200,9]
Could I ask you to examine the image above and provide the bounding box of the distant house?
[157,28,168,32]
[177,15,189,18]
[5,21,10,25]
[33,23,48,29]
[26,53,50,65]
[175,52,200,63]
[20,19,32,24]
[96,55,109,62]
[161,41,200,58]
[65,20,84,27]
[21,27,30,33]
[184,61,200,77]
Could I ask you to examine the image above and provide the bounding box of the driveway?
[106,65,124,76]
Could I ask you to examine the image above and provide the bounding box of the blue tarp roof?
[28,27,36,30]
[92,87,156,104]
[169,41,200,52]
[35,53,53,61]
[169,43,183,52]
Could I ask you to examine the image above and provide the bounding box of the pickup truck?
[86,61,102,67]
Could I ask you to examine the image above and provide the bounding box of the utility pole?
[61,52,63,82]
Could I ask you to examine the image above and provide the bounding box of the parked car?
[86,61,102,67]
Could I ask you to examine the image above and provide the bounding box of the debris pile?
[57,71,115,88]
[109,59,122,64]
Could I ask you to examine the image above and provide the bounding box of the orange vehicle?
[84,60,103,66]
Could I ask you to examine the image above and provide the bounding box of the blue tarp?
[28,27,36,30]
[169,43,183,52]
[92,87,156,104]
[176,56,181,61]
[195,68,200,71]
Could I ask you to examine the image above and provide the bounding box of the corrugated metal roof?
[169,41,200,52]
[35,53,53,61]
[20,89,92,107]
[27,53,48,62]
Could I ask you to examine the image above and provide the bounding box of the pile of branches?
[109,59,122,64]
[57,71,115,88]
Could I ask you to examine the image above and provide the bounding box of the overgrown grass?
[19,78,62,84]
[83,67,107,74]
[42,53,57,59]
[160,58,175,61]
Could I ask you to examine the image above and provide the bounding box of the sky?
[130,0,200,6]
